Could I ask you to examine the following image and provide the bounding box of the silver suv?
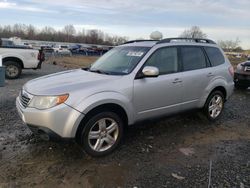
[16,38,234,156]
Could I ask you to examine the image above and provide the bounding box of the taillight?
[38,49,45,61]
[37,52,41,60]
[228,66,234,77]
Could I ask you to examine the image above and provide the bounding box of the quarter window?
[181,47,207,71]
[204,47,225,66]
[144,47,178,75]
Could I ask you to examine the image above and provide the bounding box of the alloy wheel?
[208,94,223,119]
[88,118,119,152]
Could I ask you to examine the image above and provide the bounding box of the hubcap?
[88,118,119,152]
[208,95,223,118]
[6,65,18,77]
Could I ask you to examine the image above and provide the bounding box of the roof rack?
[123,39,159,45]
[156,38,216,44]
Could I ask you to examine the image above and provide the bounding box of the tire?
[203,91,225,121]
[79,111,124,157]
[4,61,22,79]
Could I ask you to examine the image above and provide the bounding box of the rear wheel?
[204,91,225,121]
[4,61,22,79]
[79,111,124,157]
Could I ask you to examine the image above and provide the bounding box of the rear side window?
[204,47,225,66]
[181,47,207,71]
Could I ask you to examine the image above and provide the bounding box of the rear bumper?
[234,73,250,86]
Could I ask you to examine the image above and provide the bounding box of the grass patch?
[228,56,247,68]
[45,56,99,69]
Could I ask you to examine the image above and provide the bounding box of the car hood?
[24,69,121,95]
[242,61,250,66]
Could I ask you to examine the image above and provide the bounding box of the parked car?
[1,38,32,49]
[16,38,234,156]
[0,38,44,79]
[68,44,87,55]
[53,45,72,56]
[234,59,250,89]
[41,45,54,54]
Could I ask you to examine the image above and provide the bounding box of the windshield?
[90,46,150,75]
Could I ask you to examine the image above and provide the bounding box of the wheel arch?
[3,56,24,68]
[209,86,227,100]
[75,103,128,142]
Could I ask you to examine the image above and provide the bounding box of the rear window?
[1,40,13,46]
[181,47,207,71]
[204,47,225,66]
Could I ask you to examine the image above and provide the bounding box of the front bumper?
[234,73,250,87]
[16,96,84,140]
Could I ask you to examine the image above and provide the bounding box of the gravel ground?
[0,63,250,188]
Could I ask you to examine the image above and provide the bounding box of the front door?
[133,47,183,121]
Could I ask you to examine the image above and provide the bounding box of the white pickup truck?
[0,38,44,79]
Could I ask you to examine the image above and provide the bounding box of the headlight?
[28,94,69,110]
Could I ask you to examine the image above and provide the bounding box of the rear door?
[133,46,183,121]
[179,46,214,110]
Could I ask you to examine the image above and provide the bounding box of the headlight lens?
[28,94,69,110]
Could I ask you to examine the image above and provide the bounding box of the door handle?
[172,78,182,84]
[207,72,214,77]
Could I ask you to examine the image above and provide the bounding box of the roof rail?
[123,39,159,45]
[156,38,216,44]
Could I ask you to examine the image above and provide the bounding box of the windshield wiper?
[89,69,110,75]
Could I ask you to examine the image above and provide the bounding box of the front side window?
[204,47,225,66]
[90,46,150,75]
[181,47,207,71]
[144,47,178,75]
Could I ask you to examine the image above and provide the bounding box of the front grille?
[245,66,250,72]
[20,91,31,108]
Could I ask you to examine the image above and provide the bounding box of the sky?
[0,0,249,49]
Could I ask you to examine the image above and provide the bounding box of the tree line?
[0,24,128,45]
[0,24,243,51]
[179,26,243,52]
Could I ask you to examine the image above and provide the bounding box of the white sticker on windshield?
[127,51,144,57]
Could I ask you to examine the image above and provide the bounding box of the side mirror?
[142,66,159,78]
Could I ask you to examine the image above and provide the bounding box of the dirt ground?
[0,60,250,188]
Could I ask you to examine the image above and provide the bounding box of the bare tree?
[26,25,36,39]
[179,26,207,38]
[217,38,241,51]
[63,25,76,42]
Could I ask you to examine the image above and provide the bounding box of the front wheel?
[79,112,124,157]
[204,91,225,121]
